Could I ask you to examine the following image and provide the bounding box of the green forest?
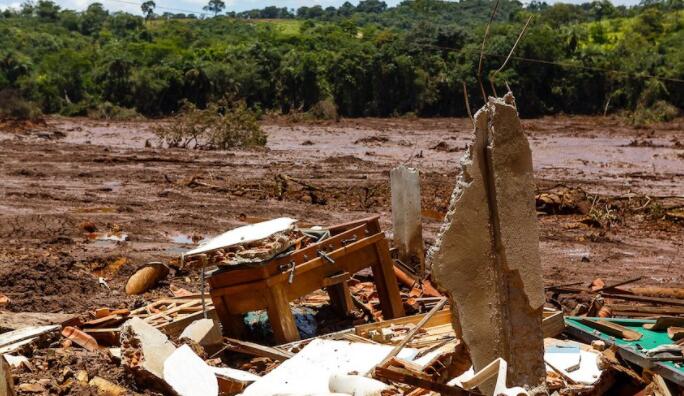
[0,0,682,119]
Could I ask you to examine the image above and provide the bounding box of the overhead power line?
[422,43,684,85]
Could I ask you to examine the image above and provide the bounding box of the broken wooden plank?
[578,318,642,341]
[668,327,684,341]
[542,311,565,338]
[222,337,294,361]
[642,316,684,331]
[355,309,451,338]
[627,287,684,299]
[371,298,447,375]
[601,293,684,307]
[593,277,643,293]
[374,366,471,396]
[607,305,684,316]
[0,325,59,354]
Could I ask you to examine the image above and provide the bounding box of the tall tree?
[141,0,155,20]
[203,0,225,16]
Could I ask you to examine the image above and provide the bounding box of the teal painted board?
[565,316,684,385]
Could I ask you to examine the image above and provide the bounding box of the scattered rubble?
[0,97,681,396]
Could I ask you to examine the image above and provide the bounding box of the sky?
[0,0,642,16]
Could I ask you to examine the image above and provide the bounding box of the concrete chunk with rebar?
[428,94,546,393]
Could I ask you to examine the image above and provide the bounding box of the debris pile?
[1,95,681,396]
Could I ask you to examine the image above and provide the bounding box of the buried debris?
[125,262,170,295]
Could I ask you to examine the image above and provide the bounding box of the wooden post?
[327,281,354,316]
[211,295,246,339]
[391,165,425,275]
[372,238,406,320]
[266,282,300,344]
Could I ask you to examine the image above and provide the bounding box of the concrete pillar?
[428,94,546,393]
[390,165,425,275]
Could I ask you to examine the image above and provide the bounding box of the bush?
[308,98,339,121]
[628,101,680,126]
[0,89,42,121]
[154,101,267,150]
[87,102,142,120]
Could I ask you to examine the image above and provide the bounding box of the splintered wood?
[83,297,215,344]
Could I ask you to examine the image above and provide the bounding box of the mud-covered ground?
[0,115,682,316]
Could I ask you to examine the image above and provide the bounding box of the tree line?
[0,0,682,120]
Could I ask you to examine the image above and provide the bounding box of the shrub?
[0,89,42,121]
[87,102,142,120]
[308,98,339,121]
[154,101,267,150]
[628,101,680,126]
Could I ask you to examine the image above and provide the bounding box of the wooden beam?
[601,293,684,307]
[371,238,406,320]
[265,283,300,344]
[578,318,642,341]
[374,366,472,396]
[606,304,684,316]
[222,337,294,361]
[542,311,565,338]
[593,277,643,293]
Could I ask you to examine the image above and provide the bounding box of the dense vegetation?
[0,0,682,119]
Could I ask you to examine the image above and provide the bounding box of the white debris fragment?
[163,345,218,396]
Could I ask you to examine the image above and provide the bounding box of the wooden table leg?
[327,281,354,316]
[266,282,300,344]
[372,238,406,320]
[212,294,247,339]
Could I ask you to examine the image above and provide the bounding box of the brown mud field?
[0,115,682,317]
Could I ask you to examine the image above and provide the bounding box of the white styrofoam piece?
[328,374,388,395]
[163,345,218,396]
[212,366,261,383]
[545,349,601,385]
[184,217,297,257]
[544,345,581,372]
[241,339,417,396]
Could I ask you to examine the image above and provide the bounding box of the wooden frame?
[208,216,406,344]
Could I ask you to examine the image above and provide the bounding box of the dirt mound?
[0,214,80,241]
[0,257,106,313]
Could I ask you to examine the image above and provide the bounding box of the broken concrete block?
[1,355,14,396]
[179,318,222,355]
[390,165,425,274]
[120,317,176,389]
[163,344,218,396]
[428,95,546,393]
